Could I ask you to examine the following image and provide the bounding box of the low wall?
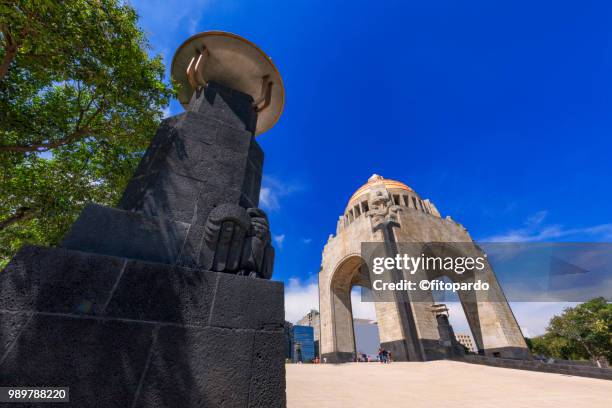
[452,355,612,381]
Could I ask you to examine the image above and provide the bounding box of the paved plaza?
[286,361,612,408]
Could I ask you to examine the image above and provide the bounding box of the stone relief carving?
[367,187,401,230]
[203,204,274,279]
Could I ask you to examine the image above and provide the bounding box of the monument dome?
[343,174,439,225]
[336,174,445,237]
[348,174,414,208]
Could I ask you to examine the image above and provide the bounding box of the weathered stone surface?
[0,312,31,360]
[188,81,258,133]
[103,260,217,326]
[177,112,249,152]
[210,273,284,330]
[133,326,255,408]
[249,330,287,407]
[0,245,124,315]
[118,84,263,228]
[62,203,190,264]
[193,183,248,226]
[177,223,206,268]
[158,129,250,188]
[0,253,286,407]
[130,115,182,179]
[120,170,207,225]
[0,314,155,407]
[241,159,263,209]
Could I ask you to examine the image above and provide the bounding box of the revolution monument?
[0,31,286,407]
[318,174,530,363]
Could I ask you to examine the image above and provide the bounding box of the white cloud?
[259,187,278,211]
[350,288,377,321]
[162,106,172,118]
[284,281,377,324]
[446,302,471,334]
[284,278,319,323]
[509,302,577,337]
[130,0,210,34]
[259,176,301,211]
[526,210,548,227]
[188,17,200,35]
[301,238,312,244]
[273,234,285,249]
[481,210,612,242]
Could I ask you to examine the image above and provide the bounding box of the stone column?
[61,81,269,272]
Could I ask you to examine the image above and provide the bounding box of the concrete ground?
[286,361,612,408]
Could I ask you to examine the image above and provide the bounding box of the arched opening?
[329,255,372,362]
[432,276,479,354]
[421,243,486,355]
[350,286,380,361]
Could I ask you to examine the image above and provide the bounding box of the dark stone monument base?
[0,246,286,407]
[0,80,285,406]
[61,203,194,266]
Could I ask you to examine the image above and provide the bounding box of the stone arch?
[410,242,530,358]
[426,244,479,338]
[327,255,370,363]
[322,250,418,363]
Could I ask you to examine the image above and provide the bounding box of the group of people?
[310,351,392,363]
[377,348,392,363]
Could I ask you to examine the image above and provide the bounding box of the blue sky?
[130,0,612,335]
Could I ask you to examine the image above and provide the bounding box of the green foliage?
[527,298,612,364]
[0,0,173,266]
[528,333,587,361]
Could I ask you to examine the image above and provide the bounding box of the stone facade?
[318,174,530,363]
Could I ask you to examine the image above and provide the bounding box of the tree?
[528,332,586,361]
[547,298,611,367]
[527,298,612,366]
[0,0,173,266]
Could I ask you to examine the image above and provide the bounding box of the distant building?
[296,309,320,356]
[296,310,382,359]
[353,318,380,358]
[292,325,315,363]
[455,333,477,353]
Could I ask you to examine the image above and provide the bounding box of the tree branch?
[0,206,37,231]
[0,127,90,153]
[0,24,19,80]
